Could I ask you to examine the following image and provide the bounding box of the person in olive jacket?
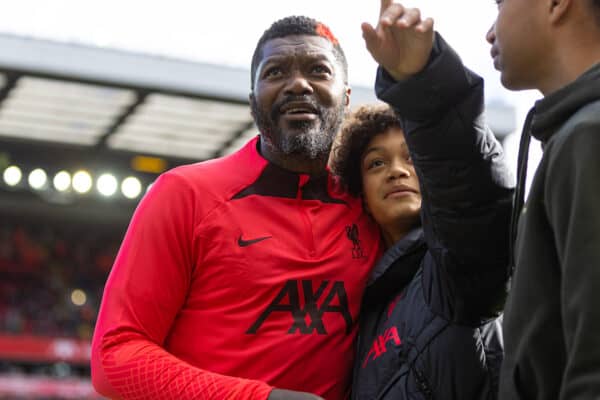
[487,0,600,397]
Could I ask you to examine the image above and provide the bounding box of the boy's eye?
[367,159,384,170]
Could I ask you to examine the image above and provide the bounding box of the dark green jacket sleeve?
[375,33,514,322]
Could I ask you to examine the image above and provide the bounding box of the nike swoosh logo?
[238,235,272,247]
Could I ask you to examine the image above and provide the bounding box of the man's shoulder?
[573,99,600,125]
[564,99,600,129]
[541,100,600,189]
[549,99,600,151]
[166,137,265,193]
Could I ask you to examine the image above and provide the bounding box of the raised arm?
[363,1,514,322]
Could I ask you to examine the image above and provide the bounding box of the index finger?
[380,0,393,16]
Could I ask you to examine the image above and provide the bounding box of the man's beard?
[251,95,345,160]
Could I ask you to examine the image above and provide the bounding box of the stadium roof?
[0,33,516,163]
[0,33,516,222]
[0,33,383,162]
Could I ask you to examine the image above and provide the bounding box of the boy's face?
[487,0,552,91]
[360,127,421,235]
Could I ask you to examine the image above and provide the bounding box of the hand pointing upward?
[362,0,435,81]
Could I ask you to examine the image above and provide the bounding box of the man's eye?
[311,65,331,75]
[264,67,283,78]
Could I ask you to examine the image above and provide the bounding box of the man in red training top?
[91,16,380,400]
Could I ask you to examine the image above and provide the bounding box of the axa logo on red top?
[247,279,353,335]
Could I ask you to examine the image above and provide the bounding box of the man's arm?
[363,1,514,322]
[545,119,600,399]
[92,171,324,400]
[91,172,273,399]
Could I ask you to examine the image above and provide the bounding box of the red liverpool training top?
[91,136,380,399]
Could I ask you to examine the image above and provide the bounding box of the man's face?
[487,0,551,90]
[250,35,349,159]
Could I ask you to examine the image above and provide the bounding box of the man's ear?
[249,92,255,119]
[344,87,351,107]
[548,0,572,24]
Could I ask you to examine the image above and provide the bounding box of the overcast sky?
[0,1,531,93]
[0,0,543,179]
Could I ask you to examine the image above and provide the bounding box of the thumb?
[361,22,379,51]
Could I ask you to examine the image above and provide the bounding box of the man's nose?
[284,72,314,96]
[486,22,497,44]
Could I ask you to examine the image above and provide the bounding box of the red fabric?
[92,137,380,399]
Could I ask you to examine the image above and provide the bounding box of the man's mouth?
[279,102,319,120]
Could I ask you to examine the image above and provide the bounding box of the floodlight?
[72,170,92,194]
[121,176,142,199]
[97,173,118,197]
[3,165,22,186]
[53,171,71,192]
[28,168,47,190]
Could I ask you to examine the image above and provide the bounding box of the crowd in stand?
[0,219,122,340]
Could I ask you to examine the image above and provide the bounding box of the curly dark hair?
[250,16,348,89]
[331,104,402,197]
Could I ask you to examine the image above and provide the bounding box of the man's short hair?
[250,16,348,89]
[331,104,402,197]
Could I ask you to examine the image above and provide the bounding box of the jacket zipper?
[412,367,433,399]
[297,174,316,257]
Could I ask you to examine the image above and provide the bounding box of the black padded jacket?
[352,34,514,400]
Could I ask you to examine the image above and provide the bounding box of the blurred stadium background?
[0,33,516,399]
